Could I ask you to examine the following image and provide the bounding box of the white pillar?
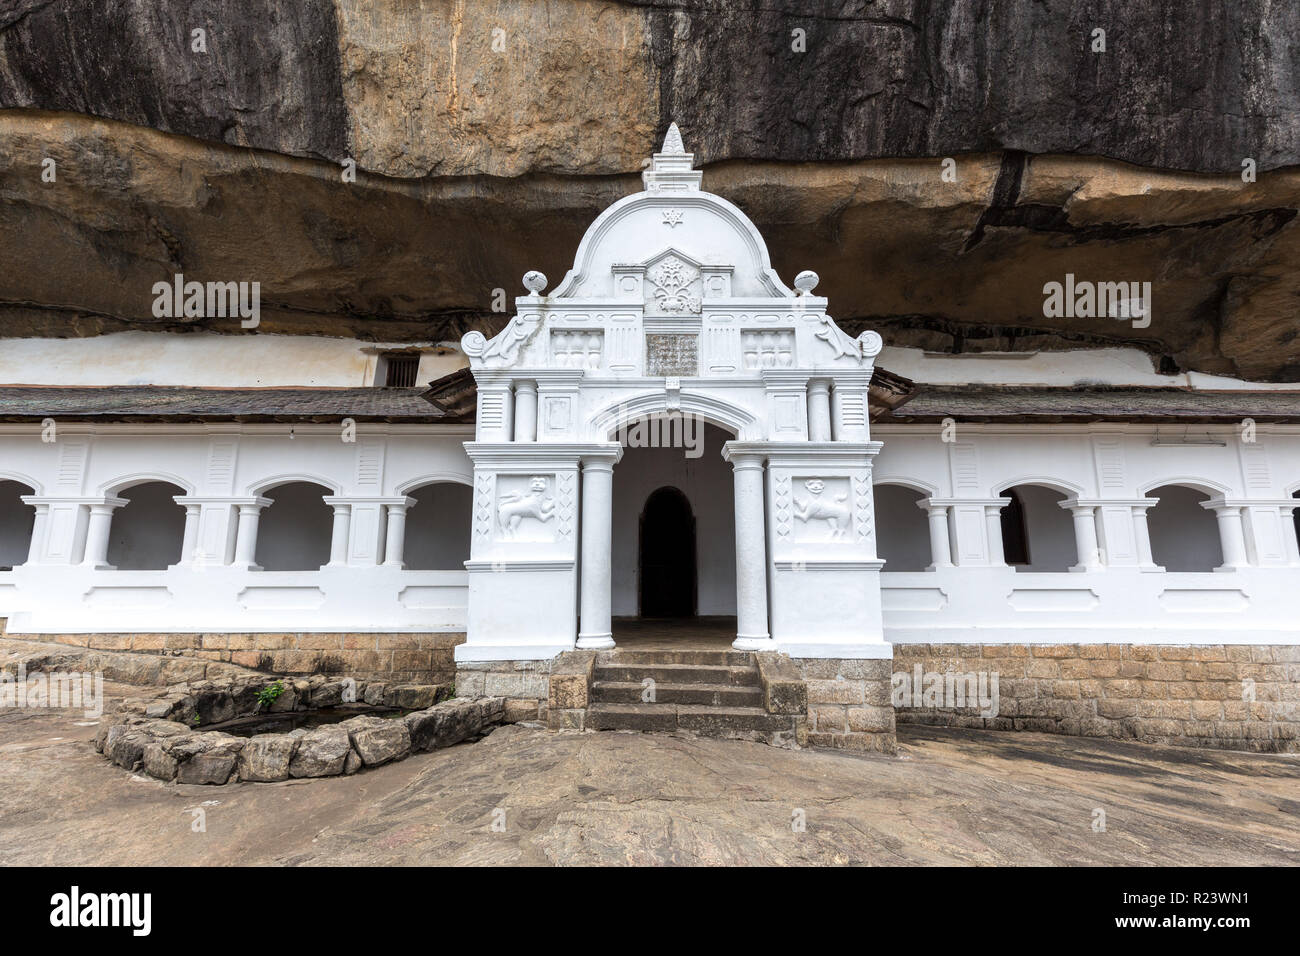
[729,453,772,649]
[1282,505,1300,566]
[1133,501,1159,569]
[383,497,415,567]
[25,502,49,565]
[233,500,269,569]
[1204,501,1249,570]
[513,380,538,442]
[174,498,201,565]
[577,458,616,649]
[984,502,1007,567]
[1061,501,1103,570]
[81,498,127,569]
[807,378,832,442]
[327,502,352,567]
[918,499,953,569]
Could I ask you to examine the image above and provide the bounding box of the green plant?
[191,713,200,725]
[255,680,286,711]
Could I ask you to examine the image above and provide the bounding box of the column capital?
[579,446,623,469]
[926,497,1011,508]
[1203,496,1298,510]
[233,496,273,513]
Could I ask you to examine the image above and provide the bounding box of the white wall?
[405,482,472,570]
[106,482,186,570]
[0,481,35,569]
[1148,484,1222,572]
[610,422,736,616]
[0,332,466,387]
[874,484,930,571]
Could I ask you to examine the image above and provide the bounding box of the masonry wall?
[793,657,896,753]
[893,643,1300,753]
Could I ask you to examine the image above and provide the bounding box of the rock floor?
[1,684,1298,866]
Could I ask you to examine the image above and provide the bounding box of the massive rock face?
[1,0,1298,379]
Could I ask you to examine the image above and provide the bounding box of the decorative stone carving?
[793,478,851,541]
[793,270,819,295]
[813,315,867,362]
[742,330,794,369]
[551,329,603,369]
[497,475,556,539]
[647,254,702,314]
[463,313,542,368]
[661,208,684,228]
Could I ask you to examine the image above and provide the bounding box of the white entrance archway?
[456,125,889,663]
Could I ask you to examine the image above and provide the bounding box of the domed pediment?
[462,124,880,376]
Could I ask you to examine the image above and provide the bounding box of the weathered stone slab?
[344,716,411,767]
[289,726,353,778]
[237,734,299,782]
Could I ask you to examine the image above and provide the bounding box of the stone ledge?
[15,631,466,684]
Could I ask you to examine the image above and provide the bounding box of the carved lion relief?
[792,477,851,542]
[496,475,556,540]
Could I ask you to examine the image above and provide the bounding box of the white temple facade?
[1,126,1299,666]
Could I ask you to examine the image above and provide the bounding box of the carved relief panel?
[551,329,603,369]
[495,474,558,542]
[742,330,795,369]
[790,476,853,544]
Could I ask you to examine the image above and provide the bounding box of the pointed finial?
[662,122,685,154]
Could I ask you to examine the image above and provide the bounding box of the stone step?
[590,680,764,707]
[593,662,759,687]
[587,702,799,739]
[596,648,754,667]
[587,703,679,733]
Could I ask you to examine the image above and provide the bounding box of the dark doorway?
[639,486,696,617]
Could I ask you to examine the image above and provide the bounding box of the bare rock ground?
[1,686,1297,866]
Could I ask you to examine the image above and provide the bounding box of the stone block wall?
[791,658,896,754]
[456,658,553,724]
[24,631,465,684]
[893,643,1300,753]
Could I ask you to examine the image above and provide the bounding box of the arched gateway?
[457,125,889,663]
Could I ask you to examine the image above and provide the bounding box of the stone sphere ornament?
[522,271,548,294]
[793,270,819,295]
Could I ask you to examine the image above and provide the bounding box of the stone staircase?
[585,647,805,746]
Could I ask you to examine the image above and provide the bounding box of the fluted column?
[81,498,128,569]
[729,452,772,649]
[577,458,616,649]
